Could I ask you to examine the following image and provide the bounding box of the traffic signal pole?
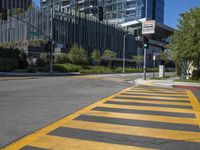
[50,9,54,75]
[143,47,147,80]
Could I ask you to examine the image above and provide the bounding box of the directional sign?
[142,20,155,35]
[28,31,39,36]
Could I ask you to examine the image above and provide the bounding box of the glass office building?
[41,0,99,14]
[0,0,32,10]
[104,0,164,24]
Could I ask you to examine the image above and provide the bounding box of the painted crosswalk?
[3,86,200,150]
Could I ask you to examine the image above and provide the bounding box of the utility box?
[159,65,165,77]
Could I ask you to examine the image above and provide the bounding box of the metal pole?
[153,58,155,78]
[50,9,54,75]
[143,48,147,80]
[145,0,148,19]
[123,34,126,73]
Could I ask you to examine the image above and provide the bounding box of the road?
[2,72,191,149]
[3,85,200,150]
[1,73,144,148]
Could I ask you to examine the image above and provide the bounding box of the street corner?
[134,79,153,86]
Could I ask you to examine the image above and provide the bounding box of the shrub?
[37,52,48,67]
[191,70,200,80]
[67,44,88,65]
[0,58,18,72]
[91,49,101,65]
[80,66,113,74]
[0,48,21,71]
[27,66,36,73]
[55,53,69,64]
[102,49,117,68]
[54,64,82,72]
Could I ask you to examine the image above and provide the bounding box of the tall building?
[0,0,32,10]
[41,0,99,14]
[104,0,164,24]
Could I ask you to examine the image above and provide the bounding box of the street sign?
[142,20,155,35]
[28,31,39,36]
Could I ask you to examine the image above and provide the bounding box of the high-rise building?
[0,0,32,10]
[104,0,164,24]
[41,0,99,14]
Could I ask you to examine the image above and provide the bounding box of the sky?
[33,0,200,28]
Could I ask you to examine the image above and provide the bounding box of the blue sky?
[33,0,200,28]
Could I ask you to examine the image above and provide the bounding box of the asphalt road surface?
[0,72,175,148]
[3,85,200,150]
[0,74,137,148]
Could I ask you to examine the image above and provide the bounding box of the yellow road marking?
[124,91,188,97]
[2,87,132,150]
[131,87,185,92]
[100,103,195,114]
[187,90,200,127]
[127,90,187,95]
[63,120,200,143]
[109,99,191,106]
[84,110,199,125]
[116,95,189,101]
[28,135,155,150]
[130,88,186,92]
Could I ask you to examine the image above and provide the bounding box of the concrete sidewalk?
[135,77,200,102]
[135,77,200,88]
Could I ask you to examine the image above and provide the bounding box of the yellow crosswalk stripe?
[62,120,200,143]
[100,103,195,114]
[130,88,186,92]
[131,87,185,92]
[124,91,188,97]
[116,95,189,101]
[83,110,199,125]
[28,135,155,150]
[109,99,191,106]
[187,90,200,127]
[127,90,187,95]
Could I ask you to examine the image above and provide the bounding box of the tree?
[167,7,200,78]
[91,49,101,65]
[157,49,172,65]
[102,49,117,68]
[67,44,88,65]
[133,55,143,68]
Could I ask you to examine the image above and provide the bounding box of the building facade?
[0,0,32,10]
[41,0,99,15]
[104,0,164,24]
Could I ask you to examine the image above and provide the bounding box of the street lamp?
[104,12,142,73]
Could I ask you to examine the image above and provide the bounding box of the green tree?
[67,44,88,65]
[133,55,143,68]
[91,49,101,65]
[167,7,200,78]
[157,49,172,65]
[102,49,117,68]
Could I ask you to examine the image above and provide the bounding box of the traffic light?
[143,36,149,49]
[44,41,51,52]
[1,9,8,21]
[98,6,103,21]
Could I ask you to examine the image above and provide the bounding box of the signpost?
[142,20,155,35]
[142,20,155,80]
[153,54,156,78]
